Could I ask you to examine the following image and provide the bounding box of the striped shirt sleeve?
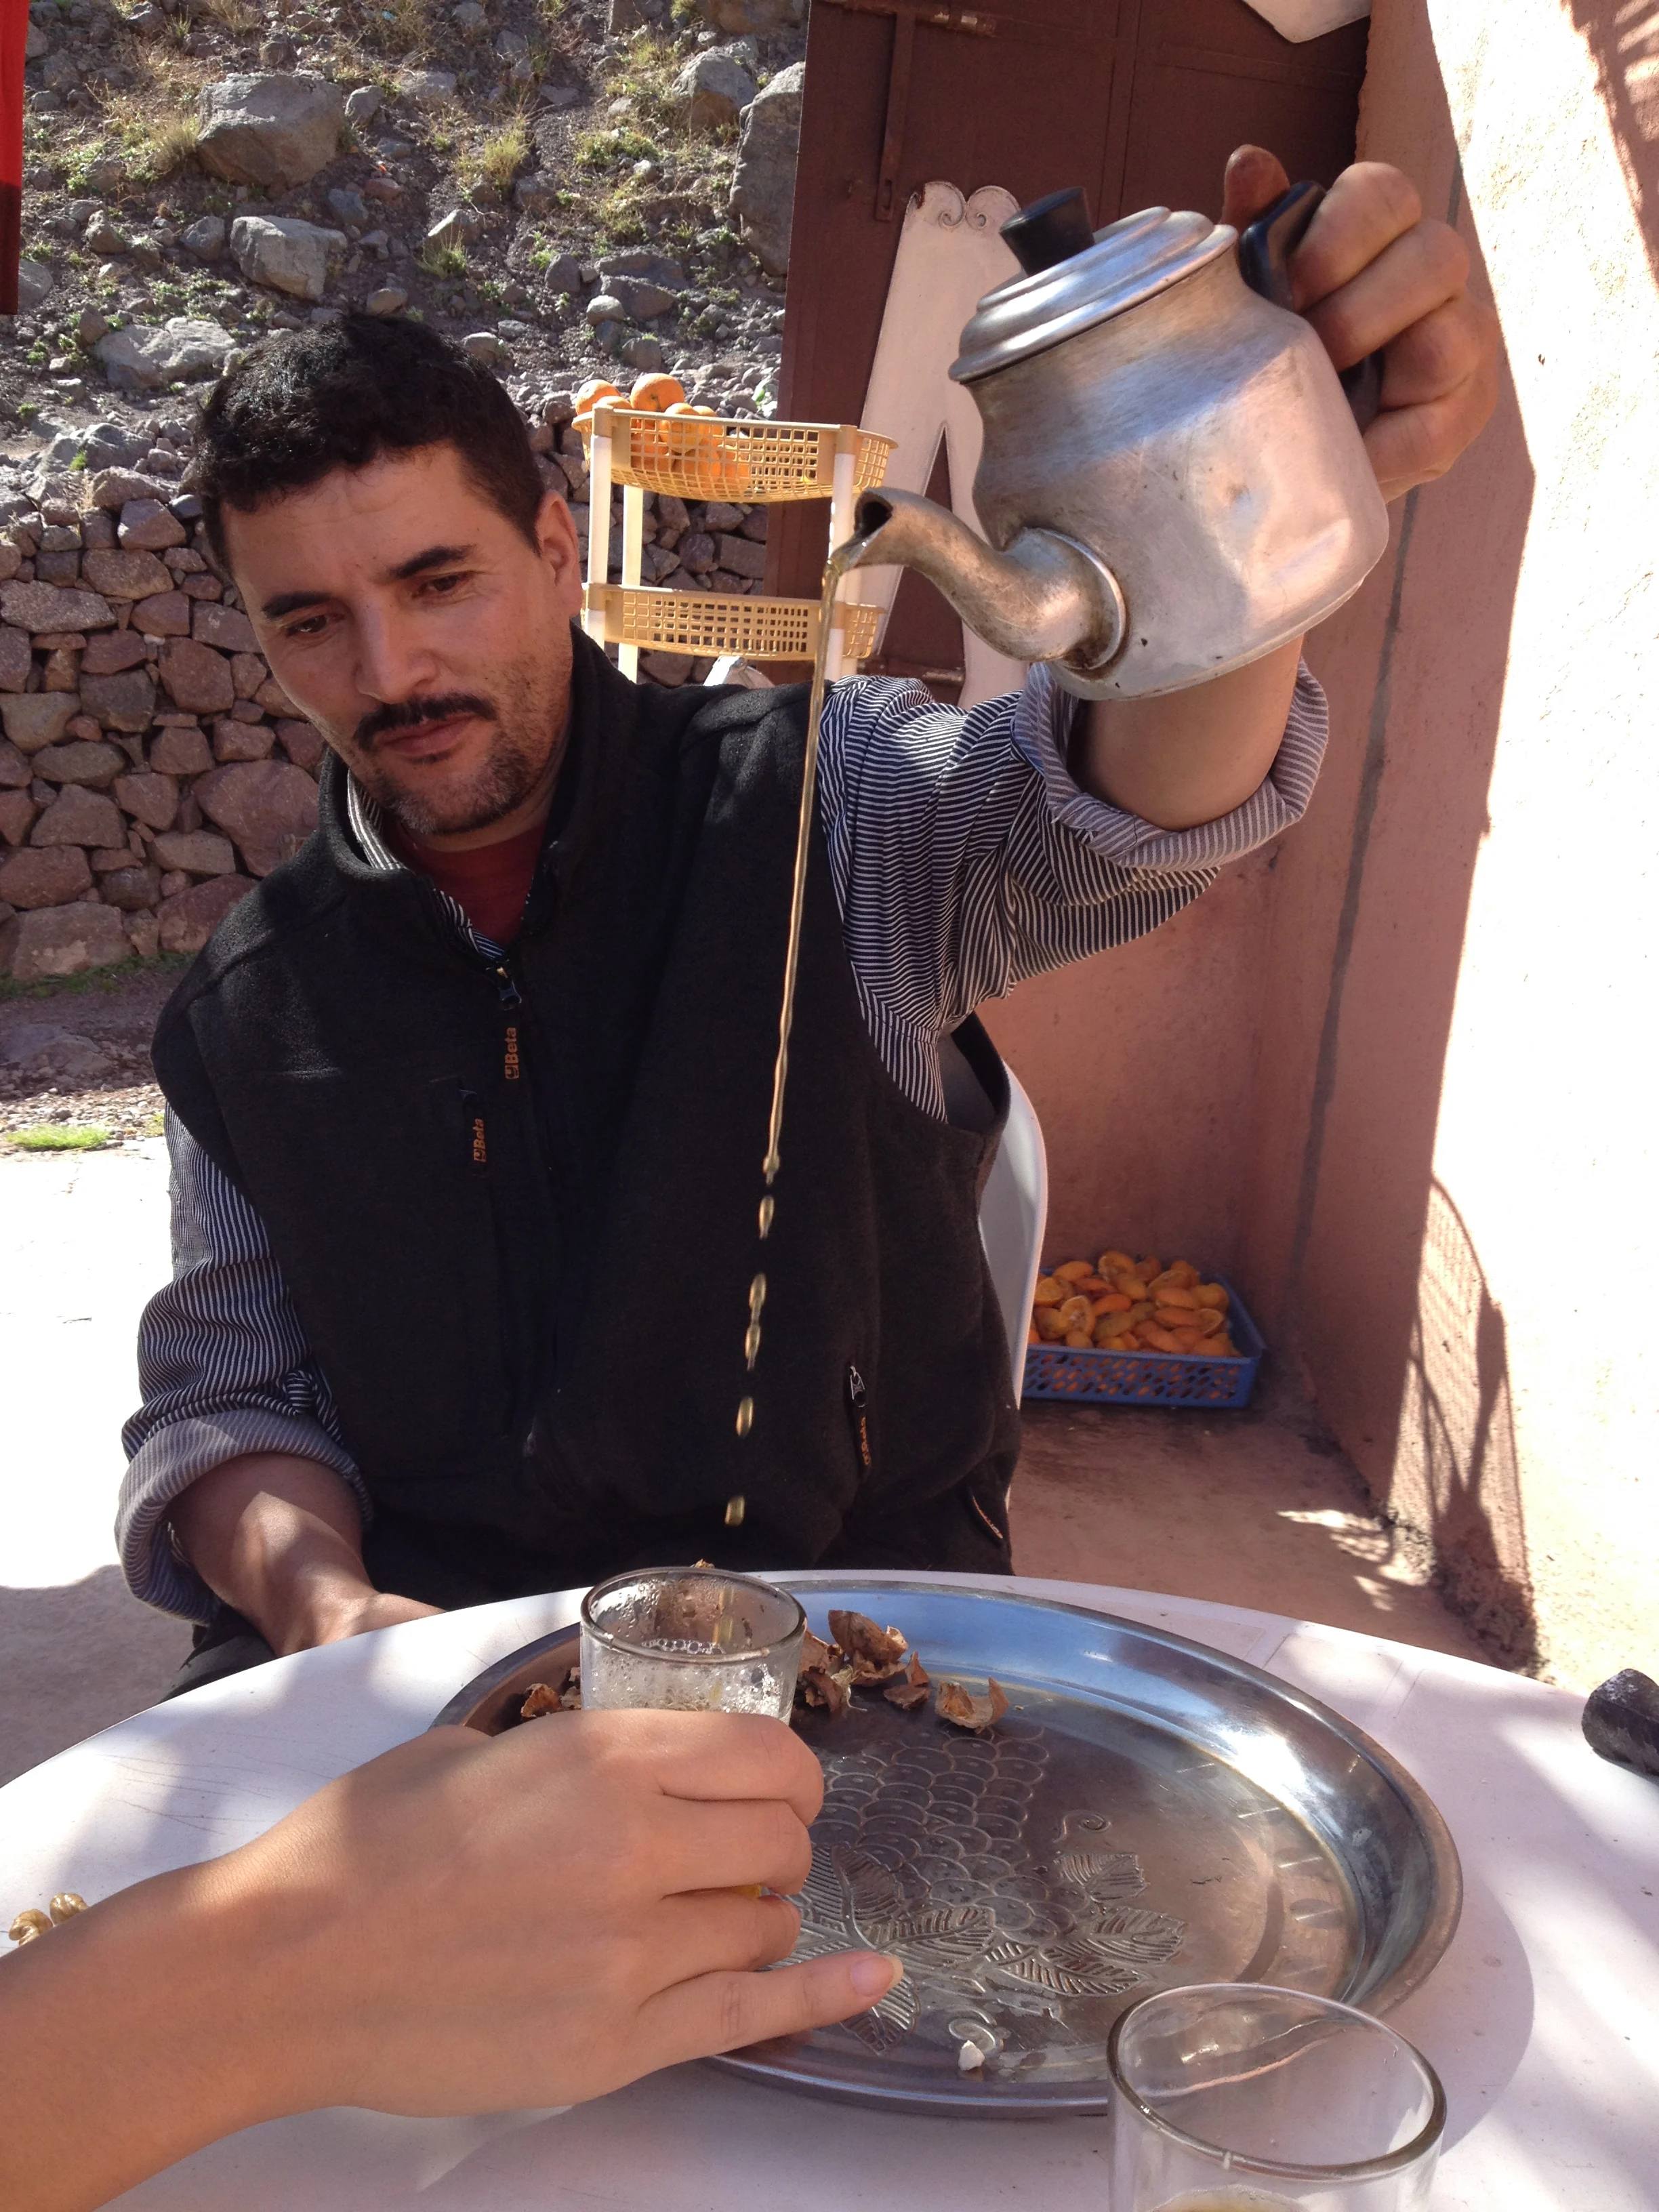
[817,658,1328,1118]
[115,1112,371,1622]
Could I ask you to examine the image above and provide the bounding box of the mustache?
[354,693,498,751]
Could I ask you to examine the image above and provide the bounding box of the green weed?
[7,1126,112,1152]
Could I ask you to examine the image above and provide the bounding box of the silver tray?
[434,1578,1460,2118]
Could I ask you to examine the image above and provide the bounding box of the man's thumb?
[1222,144,1291,230]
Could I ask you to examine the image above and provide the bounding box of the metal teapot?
[840,185,1390,699]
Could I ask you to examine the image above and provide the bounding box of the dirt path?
[0,958,185,1146]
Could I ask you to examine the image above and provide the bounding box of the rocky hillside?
[1,0,809,982]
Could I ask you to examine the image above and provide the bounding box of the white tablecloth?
[1,1576,1654,2209]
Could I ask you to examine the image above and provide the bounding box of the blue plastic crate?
[1021,1274,1265,1410]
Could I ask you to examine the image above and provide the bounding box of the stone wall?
[0,403,766,983]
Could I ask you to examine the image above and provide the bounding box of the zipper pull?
[493,961,522,1009]
[846,1363,872,1470]
[503,1023,522,1081]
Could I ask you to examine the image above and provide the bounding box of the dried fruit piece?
[884,1652,930,1710]
[1031,1275,1065,1307]
[1033,1305,1067,1341]
[935,1677,1010,1732]
[1056,1294,1092,1331]
[799,1666,849,1717]
[1053,1260,1092,1282]
[827,1610,907,1666]
[828,1611,908,1683]
[1193,1282,1230,1311]
[520,1681,562,1719]
[1099,1249,1134,1275]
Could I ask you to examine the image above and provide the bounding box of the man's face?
[223,443,583,844]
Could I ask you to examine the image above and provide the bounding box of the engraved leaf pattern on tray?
[787,1717,1187,2060]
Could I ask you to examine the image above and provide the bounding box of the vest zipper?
[846,1362,872,1471]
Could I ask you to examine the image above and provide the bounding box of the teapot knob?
[1001,187,1097,276]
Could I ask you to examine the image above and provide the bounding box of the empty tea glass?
[1108,1984,1445,2212]
[579,1566,805,1719]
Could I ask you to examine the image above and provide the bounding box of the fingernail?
[849,1952,903,1999]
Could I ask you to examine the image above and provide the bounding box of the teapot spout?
[842,489,1126,678]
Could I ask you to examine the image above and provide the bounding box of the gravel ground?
[0,958,181,1147]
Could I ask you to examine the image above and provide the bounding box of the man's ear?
[536,489,583,603]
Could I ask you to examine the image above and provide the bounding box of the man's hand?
[169,1453,439,1656]
[1223,146,1499,504]
[0,1713,899,2211]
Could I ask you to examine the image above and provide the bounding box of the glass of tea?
[1108,1983,1446,2212]
[579,1567,806,1720]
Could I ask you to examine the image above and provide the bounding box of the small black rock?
[1582,1668,1659,1779]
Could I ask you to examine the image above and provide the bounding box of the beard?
[335,653,565,840]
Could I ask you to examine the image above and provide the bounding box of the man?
[119,150,1497,1689]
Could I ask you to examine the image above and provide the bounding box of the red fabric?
[1,0,26,315]
[387,817,545,947]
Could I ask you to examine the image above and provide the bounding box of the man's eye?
[419,572,468,596]
[285,613,330,638]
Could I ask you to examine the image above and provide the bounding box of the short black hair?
[192,314,544,568]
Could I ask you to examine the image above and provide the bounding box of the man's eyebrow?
[386,543,477,582]
[261,546,479,620]
[262,586,329,619]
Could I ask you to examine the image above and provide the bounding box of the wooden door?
[771,0,1371,674]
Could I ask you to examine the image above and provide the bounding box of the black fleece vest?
[154,634,1020,1607]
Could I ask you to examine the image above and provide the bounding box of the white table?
[2,1576,1654,2210]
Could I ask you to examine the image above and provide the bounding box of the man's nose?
[353,605,440,703]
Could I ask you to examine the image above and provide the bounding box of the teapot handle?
[1237,182,1385,432]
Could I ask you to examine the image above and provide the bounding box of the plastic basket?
[1022,1275,1265,1410]
[585,582,882,665]
[590,407,895,504]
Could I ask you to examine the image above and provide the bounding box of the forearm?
[1077,637,1303,829]
[169,1452,378,1654]
[0,1858,306,2211]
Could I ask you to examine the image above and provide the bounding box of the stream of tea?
[733,539,864,1460]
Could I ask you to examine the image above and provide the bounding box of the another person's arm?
[167,1450,436,1653]
[119,1113,426,1652]
[0,1711,900,2212]
[1075,149,1498,832]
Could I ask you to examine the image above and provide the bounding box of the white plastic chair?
[979,1067,1048,1404]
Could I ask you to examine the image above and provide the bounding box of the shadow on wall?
[1397,1181,1538,1671]
[1235,3,1541,1670]
[1570,0,1659,279]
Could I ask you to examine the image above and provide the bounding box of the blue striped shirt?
[117,661,1328,1619]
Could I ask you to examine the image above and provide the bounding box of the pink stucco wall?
[987,0,1658,1688]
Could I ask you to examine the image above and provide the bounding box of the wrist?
[0,1859,306,2211]
[263,1555,383,1653]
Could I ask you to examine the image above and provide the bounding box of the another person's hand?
[1223,145,1500,503]
[0,1711,898,2211]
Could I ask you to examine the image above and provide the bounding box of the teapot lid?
[950,203,1235,384]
